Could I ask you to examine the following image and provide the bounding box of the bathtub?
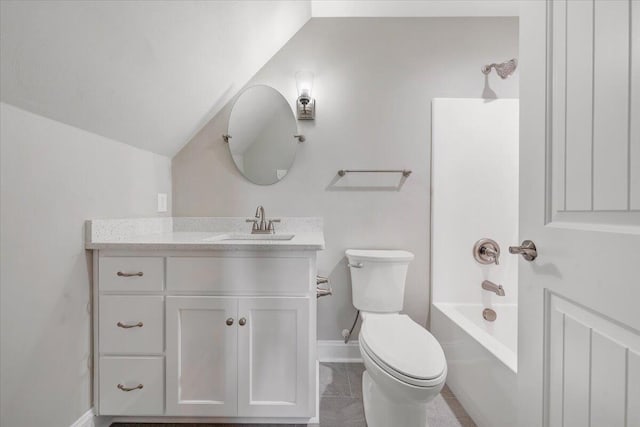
[431,303,517,427]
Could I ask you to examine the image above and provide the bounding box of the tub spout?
[482,280,505,296]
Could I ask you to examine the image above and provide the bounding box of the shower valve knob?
[473,238,500,265]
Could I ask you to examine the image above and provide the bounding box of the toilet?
[346,249,447,427]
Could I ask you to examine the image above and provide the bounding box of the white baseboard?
[69,409,95,427]
[69,409,112,427]
[317,339,362,362]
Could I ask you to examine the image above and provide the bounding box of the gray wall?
[172,17,519,340]
[0,103,172,427]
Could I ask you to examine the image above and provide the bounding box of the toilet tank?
[345,249,415,313]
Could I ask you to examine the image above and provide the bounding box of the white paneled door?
[520,1,640,427]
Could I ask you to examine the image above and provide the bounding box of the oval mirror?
[227,85,298,185]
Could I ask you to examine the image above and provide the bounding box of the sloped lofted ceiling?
[0,0,311,156]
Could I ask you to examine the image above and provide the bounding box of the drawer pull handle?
[117,321,143,329]
[239,317,247,326]
[226,318,234,326]
[117,383,143,392]
[117,271,144,277]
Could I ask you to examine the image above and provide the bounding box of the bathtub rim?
[432,302,517,373]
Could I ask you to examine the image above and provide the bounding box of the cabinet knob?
[239,317,247,326]
[226,318,234,326]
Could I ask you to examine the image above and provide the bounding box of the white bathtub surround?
[431,304,516,427]
[431,98,519,306]
[431,98,519,427]
[86,217,324,250]
[434,303,516,372]
[88,217,323,424]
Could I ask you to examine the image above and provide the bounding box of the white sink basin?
[203,233,295,242]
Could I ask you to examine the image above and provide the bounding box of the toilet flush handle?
[348,262,363,269]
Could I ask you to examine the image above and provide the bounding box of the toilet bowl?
[346,249,447,427]
[359,313,446,427]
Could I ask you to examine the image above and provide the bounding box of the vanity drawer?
[99,356,164,415]
[99,296,164,354]
[99,257,164,292]
[166,256,310,294]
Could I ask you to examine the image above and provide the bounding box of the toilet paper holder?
[316,275,332,298]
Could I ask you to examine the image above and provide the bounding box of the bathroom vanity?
[86,217,324,424]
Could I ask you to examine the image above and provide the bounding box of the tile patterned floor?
[112,362,476,427]
[315,362,476,427]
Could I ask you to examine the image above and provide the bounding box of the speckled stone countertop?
[85,217,325,251]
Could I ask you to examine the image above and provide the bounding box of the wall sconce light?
[295,71,315,120]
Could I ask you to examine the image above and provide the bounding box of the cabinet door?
[237,297,313,417]
[166,297,238,416]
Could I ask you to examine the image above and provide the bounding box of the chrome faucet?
[255,205,266,230]
[482,280,505,296]
[247,205,280,234]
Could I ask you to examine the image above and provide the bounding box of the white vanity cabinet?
[93,251,318,423]
[165,296,311,417]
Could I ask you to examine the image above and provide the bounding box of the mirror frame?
[224,85,300,186]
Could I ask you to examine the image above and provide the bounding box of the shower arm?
[481,63,498,75]
[481,58,518,79]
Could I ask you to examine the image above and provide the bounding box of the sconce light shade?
[295,71,315,120]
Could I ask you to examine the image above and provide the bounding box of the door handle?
[509,240,538,261]
[239,317,247,326]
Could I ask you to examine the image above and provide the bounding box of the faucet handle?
[473,238,500,265]
[483,246,500,265]
[267,219,281,233]
[246,218,259,231]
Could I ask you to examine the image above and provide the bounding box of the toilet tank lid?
[345,249,414,262]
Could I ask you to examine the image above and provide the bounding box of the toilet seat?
[360,314,446,388]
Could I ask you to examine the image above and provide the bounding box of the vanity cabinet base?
[93,251,318,422]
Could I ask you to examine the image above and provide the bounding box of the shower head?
[481,58,518,79]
